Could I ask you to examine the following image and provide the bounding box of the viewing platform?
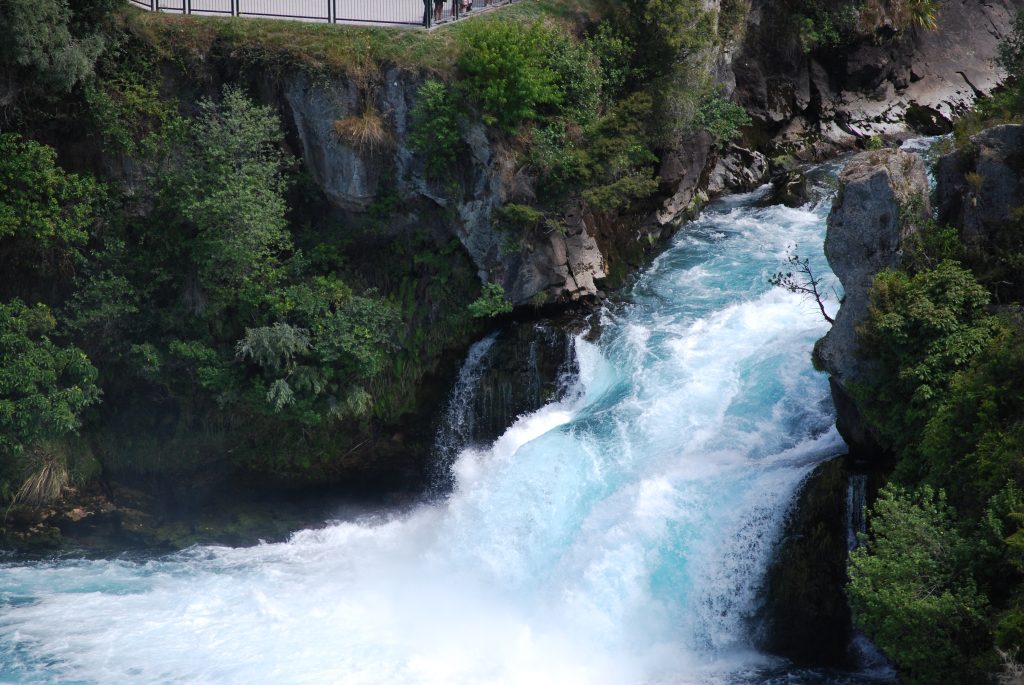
[128,0,516,28]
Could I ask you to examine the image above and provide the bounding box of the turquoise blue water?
[0,181,888,684]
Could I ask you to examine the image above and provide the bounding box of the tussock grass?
[15,448,70,506]
[333,105,392,151]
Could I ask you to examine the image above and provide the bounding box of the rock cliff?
[816,149,931,455]
[735,0,1024,152]
[935,124,1024,255]
[282,71,610,306]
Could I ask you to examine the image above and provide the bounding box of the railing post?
[183,0,188,14]
[328,0,335,23]
[231,0,237,16]
[150,0,155,11]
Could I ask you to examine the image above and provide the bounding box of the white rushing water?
[2,181,866,684]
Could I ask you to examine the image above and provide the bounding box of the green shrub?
[408,80,463,180]
[546,32,603,124]
[529,123,588,202]
[579,93,659,211]
[0,133,103,280]
[906,0,939,30]
[623,0,714,72]
[468,282,513,318]
[83,32,182,157]
[696,91,751,145]
[917,318,1024,508]
[583,172,660,212]
[856,261,996,469]
[455,21,561,132]
[494,203,543,233]
[0,300,100,459]
[586,22,638,101]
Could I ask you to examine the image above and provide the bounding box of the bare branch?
[769,247,835,324]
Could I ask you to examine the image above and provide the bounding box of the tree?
[848,485,989,684]
[233,279,401,422]
[468,282,513,318]
[856,260,996,468]
[456,21,561,132]
[696,91,751,146]
[408,80,463,179]
[172,86,291,310]
[0,0,104,94]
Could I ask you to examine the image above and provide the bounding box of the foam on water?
[1,186,855,684]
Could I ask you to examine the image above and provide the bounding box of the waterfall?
[0,177,891,685]
[433,331,498,476]
[435,322,580,485]
[846,473,868,551]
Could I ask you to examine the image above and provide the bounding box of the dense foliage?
[407,80,463,179]
[849,486,989,683]
[0,0,105,93]
[0,0,758,505]
[0,300,99,501]
[455,21,562,132]
[0,134,104,284]
[847,20,1024,676]
[784,0,939,51]
[0,301,99,458]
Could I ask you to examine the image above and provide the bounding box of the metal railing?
[127,0,515,28]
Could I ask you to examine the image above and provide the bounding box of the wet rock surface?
[757,457,852,667]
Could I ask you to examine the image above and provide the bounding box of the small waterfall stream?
[846,474,868,552]
[0,169,898,684]
[433,332,499,470]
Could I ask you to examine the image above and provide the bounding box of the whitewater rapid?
[2,183,855,684]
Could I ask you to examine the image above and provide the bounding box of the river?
[0,170,895,684]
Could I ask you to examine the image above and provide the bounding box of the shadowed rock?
[816,149,930,456]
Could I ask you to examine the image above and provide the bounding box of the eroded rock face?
[285,74,397,211]
[283,71,618,306]
[817,149,930,454]
[651,131,717,231]
[706,144,770,197]
[936,124,1024,252]
[735,0,1024,151]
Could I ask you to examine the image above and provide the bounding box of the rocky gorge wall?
[818,126,1024,458]
[734,0,1024,155]
[271,0,1024,314]
[816,148,932,457]
[280,69,615,306]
